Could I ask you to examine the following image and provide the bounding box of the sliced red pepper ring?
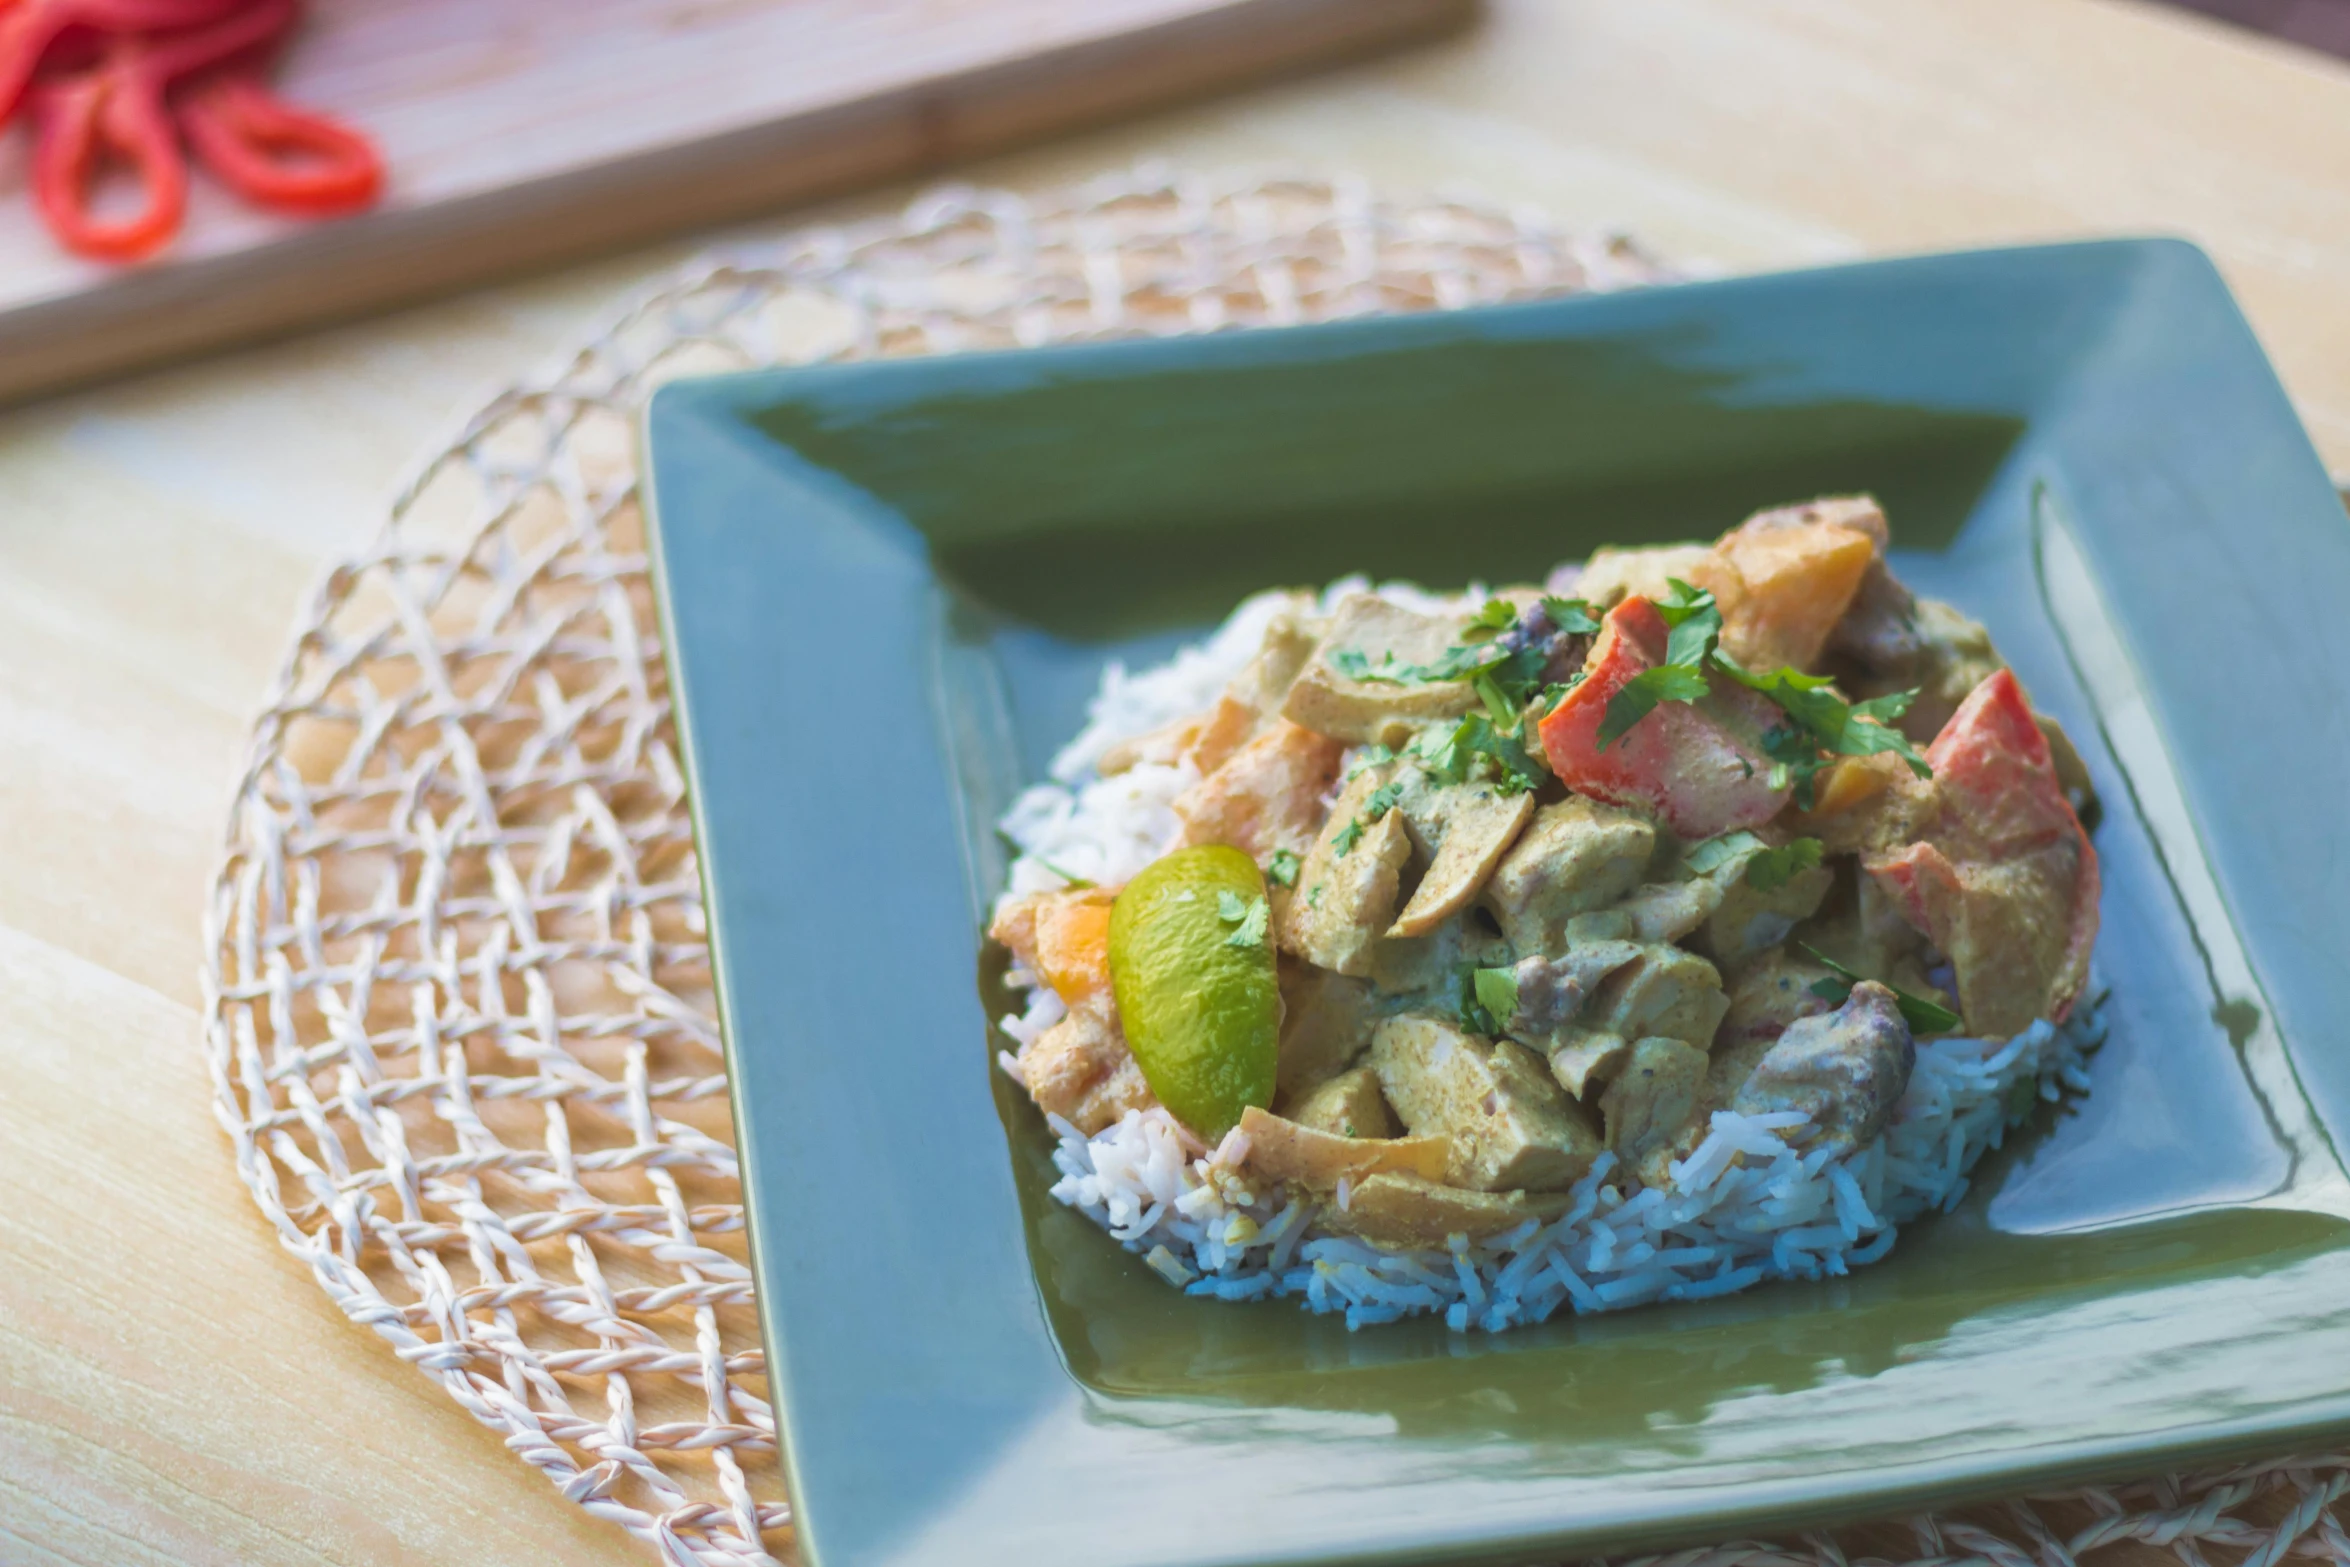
[0,0,248,127]
[176,70,380,214]
[30,46,187,261]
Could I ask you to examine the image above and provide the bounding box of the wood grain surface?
[0,2,2345,1564]
[0,0,1470,407]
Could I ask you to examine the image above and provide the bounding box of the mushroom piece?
[1699,857,1834,967]
[1586,943,1729,1051]
[1274,966,1380,1101]
[1389,776,1536,938]
[1278,765,1414,977]
[1234,1106,1450,1189]
[1369,1013,1601,1192]
[1284,1065,1397,1139]
[1280,594,1480,745]
[1318,1173,1574,1248]
[1730,980,1916,1156]
[1546,1027,1630,1100]
[1598,1036,1711,1187]
[1482,794,1656,952]
[1618,877,1725,944]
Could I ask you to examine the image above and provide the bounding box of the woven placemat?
[200,168,2350,1567]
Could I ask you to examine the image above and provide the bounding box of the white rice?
[995,586,2106,1332]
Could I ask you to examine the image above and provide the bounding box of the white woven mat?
[199,168,2350,1567]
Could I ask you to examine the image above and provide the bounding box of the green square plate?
[642,239,2350,1567]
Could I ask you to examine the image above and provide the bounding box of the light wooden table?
[2,3,2345,1564]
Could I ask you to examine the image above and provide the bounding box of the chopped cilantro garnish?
[1462,598,1519,638]
[1584,576,1930,789]
[1540,595,1601,635]
[1456,966,1505,1036]
[1342,743,1397,780]
[1307,884,1323,908]
[1267,848,1301,887]
[1330,642,1506,686]
[1472,966,1520,1032]
[1410,713,1543,795]
[1744,837,1823,891]
[1331,781,1404,858]
[1799,943,1963,1035]
[1218,892,1270,950]
[1596,662,1708,749]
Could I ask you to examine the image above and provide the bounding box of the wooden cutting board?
[0,0,1470,404]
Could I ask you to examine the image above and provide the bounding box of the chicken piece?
[1711,496,1884,674]
[1369,1013,1601,1192]
[1482,795,1656,952]
[1545,1027,1630,1099]
[1017,1007,1155,1134]
[1235,1105,1448,1190]
[1389,776,1536,938]
[1321,1174,1574,1247]
[1279,765,1414,977]
[1536,596,1790,839]
[1587,944,1729,1050]
[1175,718,1344,863]
[1284,1065,1398,1139]
[1281,594,1480,745]
[1699,858,1835,967]
[1599,1036,1711,1187]
[1864,670,2099,1037]
[1796,869,1943,1002]
[1274,966,1379,1100]
[1617,878,1724,944]
[1714,946,1839,1054]
[1731,981,1915,1155]
[988,885,1118,1007]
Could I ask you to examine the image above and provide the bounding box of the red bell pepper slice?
[1536,595,1790,839]
[1866,669,2100,1031]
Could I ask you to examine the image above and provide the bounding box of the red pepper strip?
[0,0,245,127]
[176,71,379,214]
[1535,595,1790,840]
[25,0,298,259]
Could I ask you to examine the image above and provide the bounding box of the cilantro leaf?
[1596,662,1708,749]
[1330,642,1506,686]
[1462,598,1519,638]
[1799,944,1963,1035]
[1540,595,1601,635]
[1220,895,1270,950]
[1472,966,1521,1031]
[1331,782,1404,858]
[1456,966,1503,1036]
[1266,848,1301,888]
[1744,836,1823,891]
[1343,743,1397,780]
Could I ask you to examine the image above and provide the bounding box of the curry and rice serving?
[991,496,2105,1330]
